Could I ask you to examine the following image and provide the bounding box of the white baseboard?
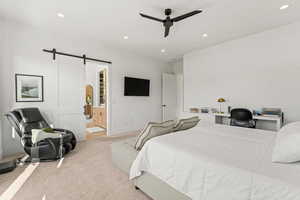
[109,130,140,137]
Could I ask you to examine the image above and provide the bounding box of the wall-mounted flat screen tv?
[124,76,150,96]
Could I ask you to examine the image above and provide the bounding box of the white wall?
[0,82,3,159]
[0,20,170,157]
[183,21,300,125]
[0,20,5,159]
[0,121,2,160]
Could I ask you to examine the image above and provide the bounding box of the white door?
[56,56,86,141]
[162,73,177,121]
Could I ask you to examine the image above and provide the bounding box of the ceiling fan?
[140,8,202,38]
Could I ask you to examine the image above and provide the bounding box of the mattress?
[130,124,300,200]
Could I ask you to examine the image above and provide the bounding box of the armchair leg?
[17,155,31,166]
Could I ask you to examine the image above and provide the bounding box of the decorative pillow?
[135,120,175,151]
[272,121,300,163]
[173,116,200,132]
[31,129,62,144]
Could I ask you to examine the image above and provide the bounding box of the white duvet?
[130,124,300,200]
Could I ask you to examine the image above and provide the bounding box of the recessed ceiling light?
[57,13,65,18]
[202,33,208,38]
[123,36,129,40]
[280,4,289,10]
[161,49,166,53]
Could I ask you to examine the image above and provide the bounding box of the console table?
[214,113,282,131]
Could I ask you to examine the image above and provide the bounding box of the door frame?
[86,62,112,136]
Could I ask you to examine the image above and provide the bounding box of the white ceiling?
[0,0,300,62]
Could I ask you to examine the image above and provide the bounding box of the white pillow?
[272,121,300,163]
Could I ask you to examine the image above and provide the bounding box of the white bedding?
[130,124,300,200]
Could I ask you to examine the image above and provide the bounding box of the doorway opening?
[84,63,109,139]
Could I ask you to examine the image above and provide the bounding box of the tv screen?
[124,77,150,96]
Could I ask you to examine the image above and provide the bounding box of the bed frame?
[111,137,191,200]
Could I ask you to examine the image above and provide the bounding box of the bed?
[112,123,300,200]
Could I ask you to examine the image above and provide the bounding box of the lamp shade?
[217,98,226,103]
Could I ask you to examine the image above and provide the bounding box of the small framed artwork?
[15,74,44,102]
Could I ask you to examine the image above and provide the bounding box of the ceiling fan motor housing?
[165,8,172,16]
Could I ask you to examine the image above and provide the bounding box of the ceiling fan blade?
[140,13,164,23]
[172,10,202,22]
[164,25,170,37]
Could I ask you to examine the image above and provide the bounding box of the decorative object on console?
[217,97,226,113]
[262,107,284,124]
[200,108,209,113]
[262,108,282,116]
[253,110,262,116]
[190,108,199,113]
[211,108,218,113]
[15,74,44,102]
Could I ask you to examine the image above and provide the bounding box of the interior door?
[57,56,86,141]
[162,73,177,121]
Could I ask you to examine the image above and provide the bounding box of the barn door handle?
[162,105,167,107]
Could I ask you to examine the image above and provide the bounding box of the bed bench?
[111,137,191,200]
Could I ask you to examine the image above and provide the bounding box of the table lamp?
[217,98,226,113]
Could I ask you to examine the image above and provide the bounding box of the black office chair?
[5,107,77,161]
[230,108,256,128]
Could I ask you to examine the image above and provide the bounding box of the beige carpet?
[0,135,151,200]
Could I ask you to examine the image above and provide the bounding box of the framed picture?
[15,74,44,102]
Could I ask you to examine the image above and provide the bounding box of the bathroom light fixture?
[280,5,289,10]
[57,13,65,18]
[161,49,166,53]
[123,36,129,40]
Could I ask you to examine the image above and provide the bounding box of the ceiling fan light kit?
[140,8,202,37]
